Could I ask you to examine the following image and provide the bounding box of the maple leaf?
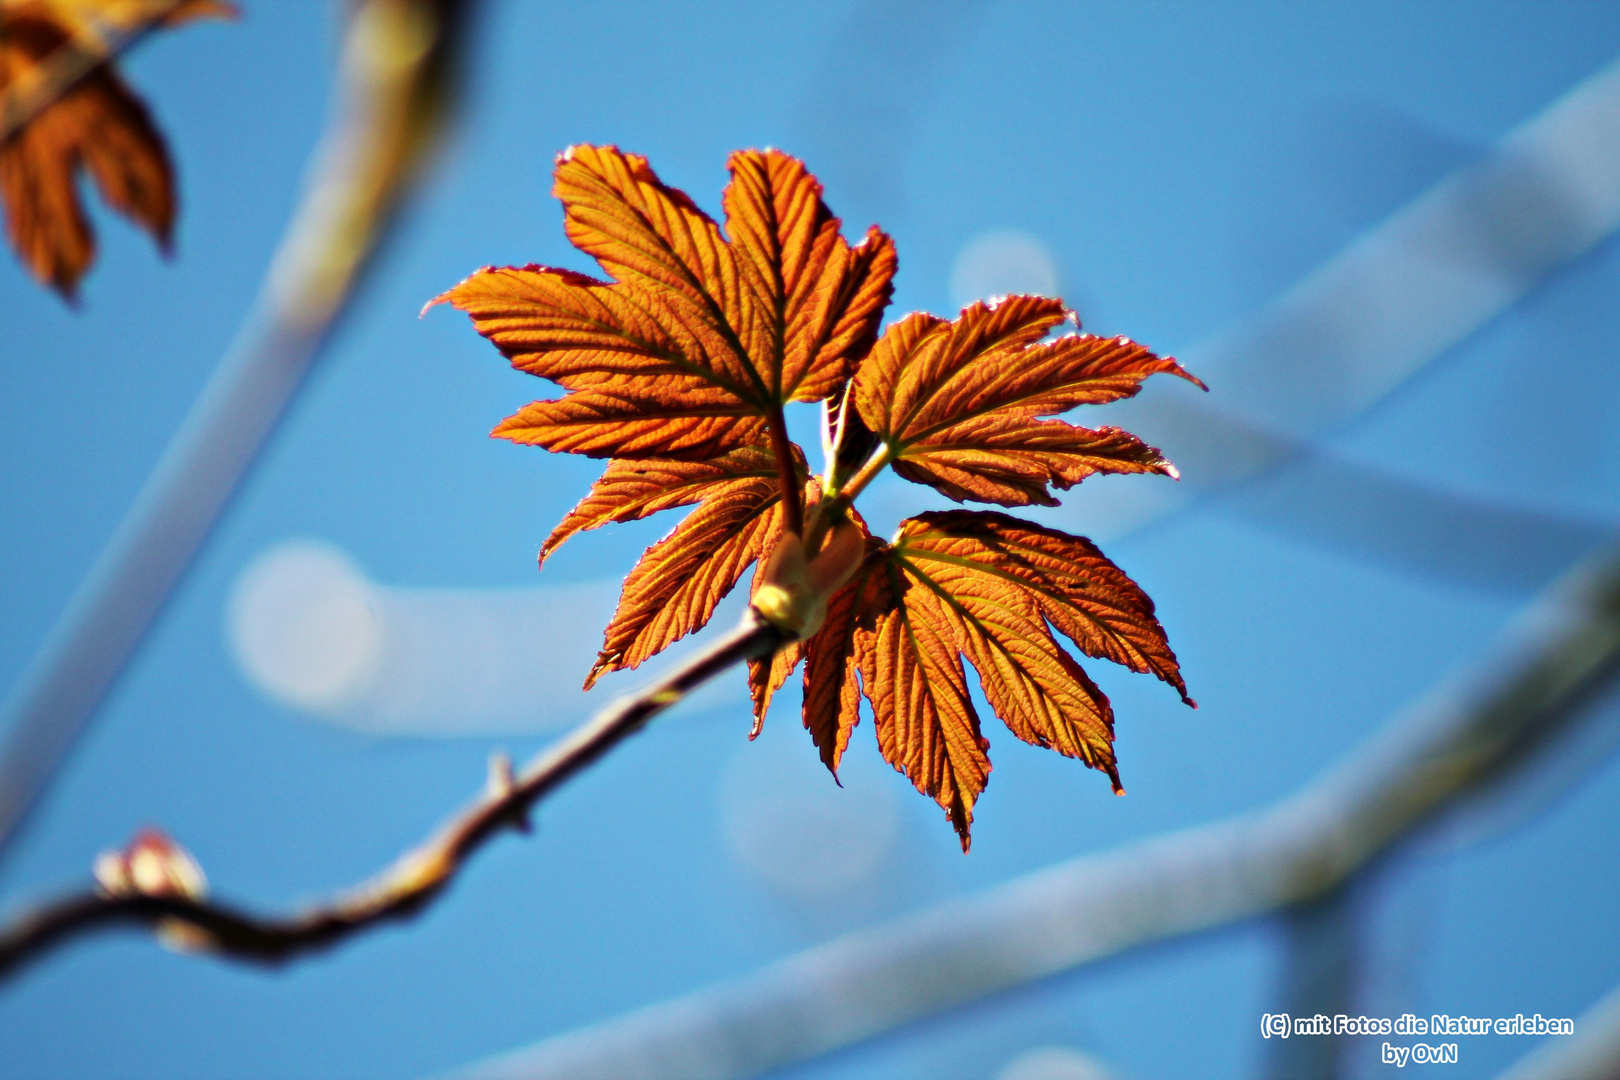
[851,295,1205,506]
[803,511,1192,850]
[0,0,233,297]
[746,637,803,740]
[433,145,896,466]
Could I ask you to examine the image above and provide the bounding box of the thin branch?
[0,0,479,870]
[0,615,784,980]
[803,441,888,557]
[0,0,183,145]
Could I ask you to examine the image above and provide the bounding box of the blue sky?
[4,2,1620,1077]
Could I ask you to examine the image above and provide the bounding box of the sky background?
[4,2,1620,1078]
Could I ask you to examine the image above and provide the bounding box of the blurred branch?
[1263,885,1359,1080]
[0,0,479,868]
[1495,979,1620,1080]
[0,0,183,144]
[0,616,783,979]
[1060,52,1620,568]
[1184,52,1620,439]
[449,543,1620,1080]
[1226,450,1614,596]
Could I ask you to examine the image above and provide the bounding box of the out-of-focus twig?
[1494,979,1620,1080]
[1055,53,1620,568]
[1263,885,1360,1080]
[448,542,1620,1080]
[0,0,478,868]
[0,616,783,979]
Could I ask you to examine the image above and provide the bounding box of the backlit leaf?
[495,383,763,466]
[799,537,885,776]
[541,445,785,564]
[852,296,1205,505]
[443,147,1198,854]
[901,511,1193,705]
[585,474,784,688]
[745,640,802,739]
[855,555,989,849]
[435,145,896,460]
[822,510,1191,848]
[723,150,895,403]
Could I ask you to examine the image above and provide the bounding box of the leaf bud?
[752,519,865,640]
[94,828,208,902]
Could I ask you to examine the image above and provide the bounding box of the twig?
[0,0,479,870]
[1263,885,1360,1080]
[0,615,783,980]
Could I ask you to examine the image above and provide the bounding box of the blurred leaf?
[0,0,231,297]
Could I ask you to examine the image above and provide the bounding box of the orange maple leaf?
[540,445,789,565]
[799,511,1189,849]
[441,146,1201,849]
[433,145,896,472]
[853,295,1205,506]
[0,0,233,297]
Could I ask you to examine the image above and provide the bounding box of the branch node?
[487,751,531,832]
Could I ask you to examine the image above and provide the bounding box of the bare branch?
[0,615,783,980]
[0,0,480,868]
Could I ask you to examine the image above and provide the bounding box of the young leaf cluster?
[437,145,1202,849]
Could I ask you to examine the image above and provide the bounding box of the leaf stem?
[766,406,803,537]
[799,441,894,557]
[835,441,895,508]
[0,614,784,980]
